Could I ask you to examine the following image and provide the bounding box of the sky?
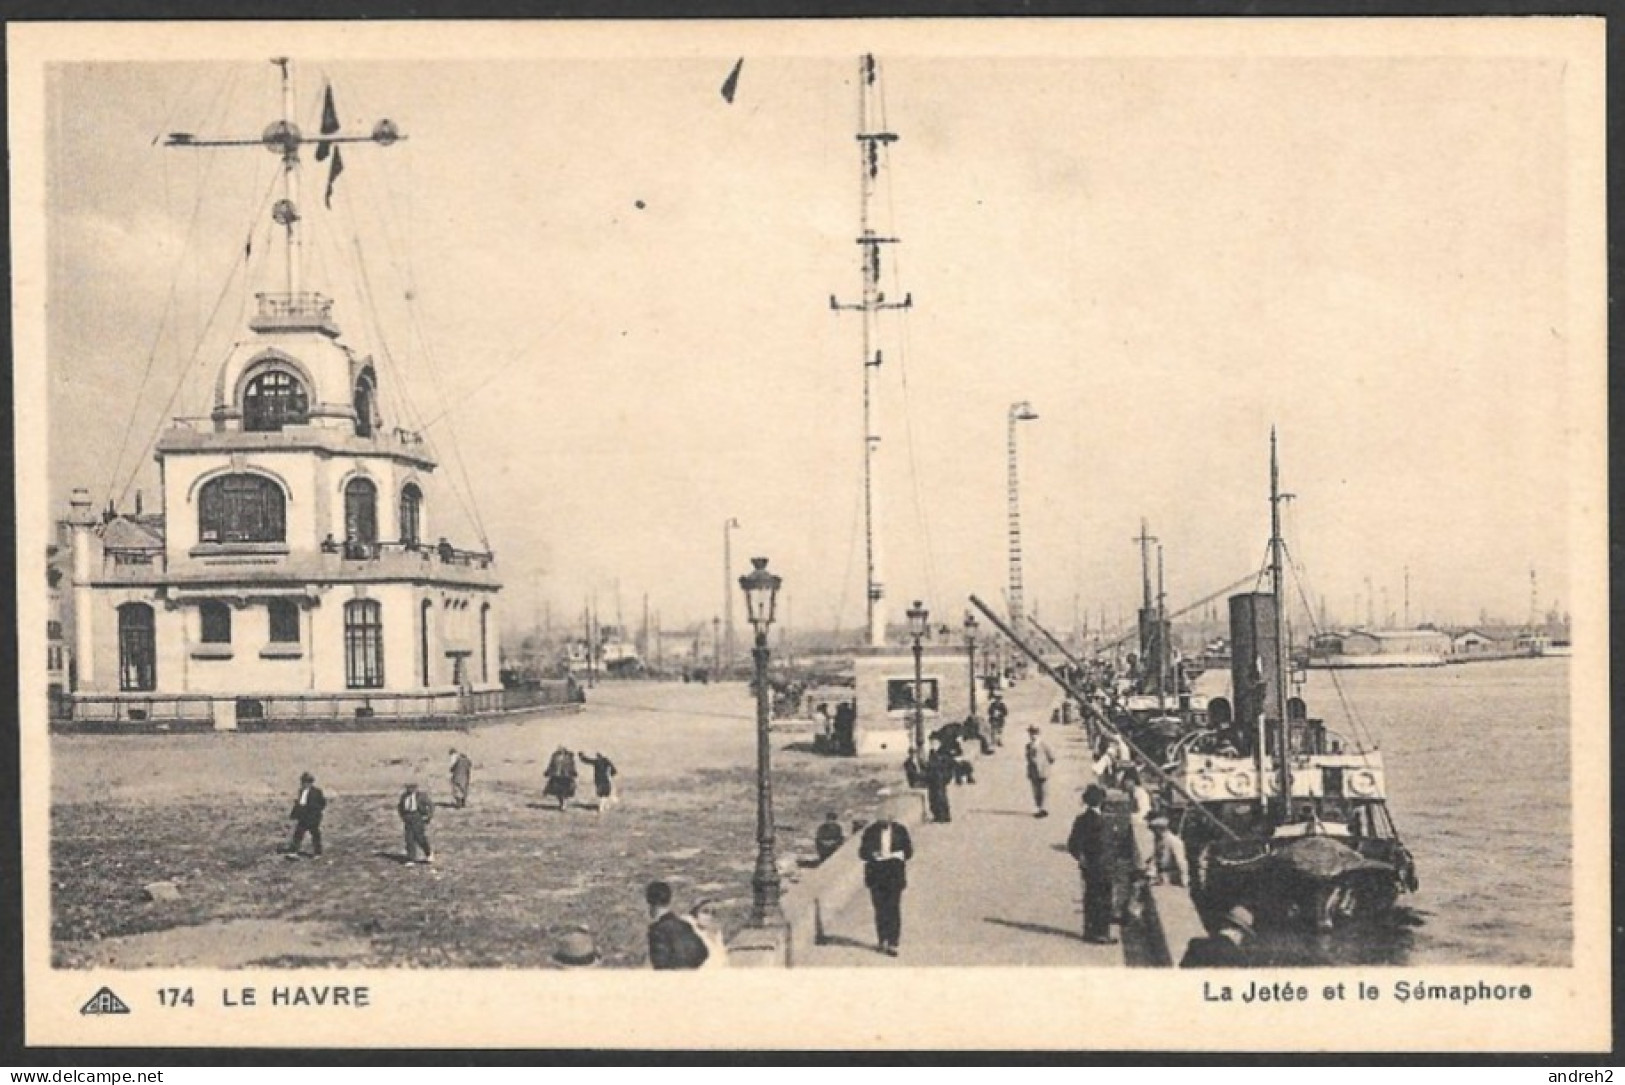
[33,24,1595,640]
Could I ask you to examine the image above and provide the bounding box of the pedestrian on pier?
[1067,784,1116,944]
[1025,725,1055,818]
[285,772,326,859]
[924,740,954,823]
[987,693,1008,748]
[398,781,434,865]
[858,816,914,957]
[579,751,619,814]
[448,747,473,808]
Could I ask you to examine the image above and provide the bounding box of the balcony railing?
[98,539,495,581]
[322,538,495,570]
[249,291,338,334]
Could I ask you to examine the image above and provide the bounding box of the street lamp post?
[906,600,930,752]
[739,557,784,928]
[963,611,980,724]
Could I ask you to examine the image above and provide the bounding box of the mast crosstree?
[163,57,403,300]
[831,54,912,648]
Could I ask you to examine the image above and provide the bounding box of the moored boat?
[1167,433,1419,934]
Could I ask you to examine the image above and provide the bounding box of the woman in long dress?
[543,746,578,810]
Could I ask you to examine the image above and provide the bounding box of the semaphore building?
[61,62,505,731]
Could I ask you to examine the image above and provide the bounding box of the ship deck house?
[66,292,503,730]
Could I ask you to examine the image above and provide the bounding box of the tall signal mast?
[832,54,911,648]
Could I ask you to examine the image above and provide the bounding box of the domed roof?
[211,328,372,428]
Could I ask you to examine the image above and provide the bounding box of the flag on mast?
[316,83,344,207]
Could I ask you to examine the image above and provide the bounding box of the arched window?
[243,368,309,432]
[420,599,433,687]
[199,601,232,644]
[480,603,490,683]
[344,477,378,551]
[118,603,156,691]
[399,484,423,548]
[344,599,384,689]
[199,474,286,544]
[353,372,376,438]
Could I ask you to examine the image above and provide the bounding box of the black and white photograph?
[10,18,1609,1051]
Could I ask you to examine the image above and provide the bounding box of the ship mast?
[1269,428,1293,821]
[832,54,911,648]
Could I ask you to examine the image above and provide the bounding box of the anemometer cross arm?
[164,132,406,149]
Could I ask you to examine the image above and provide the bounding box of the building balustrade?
[64,684,571,728]
[97,538,496,583]
[248,291,339,334]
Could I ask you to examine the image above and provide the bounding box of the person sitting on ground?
[814,811,847,863]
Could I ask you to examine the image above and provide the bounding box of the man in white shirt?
[858,818,915,956]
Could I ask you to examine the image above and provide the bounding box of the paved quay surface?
[799,677,1124,968]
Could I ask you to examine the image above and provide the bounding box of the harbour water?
[1263,656,1571,966]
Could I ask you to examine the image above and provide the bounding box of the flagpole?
[275,58,301,297]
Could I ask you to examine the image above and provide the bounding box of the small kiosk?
[851,645,973,757]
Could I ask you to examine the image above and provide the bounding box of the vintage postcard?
[10,18,1609,1051]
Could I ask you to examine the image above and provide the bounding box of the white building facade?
[67,292,502,730]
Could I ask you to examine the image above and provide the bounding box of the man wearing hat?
[397,781,434,865]
[1147,814,1188,887]
[285,772,326,859]
[1066,784,1117,943]
[986,691,1008,748]
[554,927,601,968]
[1179,904,1254,967]
[1024,725,1056,818]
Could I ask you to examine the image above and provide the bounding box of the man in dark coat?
[1179,904,1255,968]
[858,816,914,956]
[448,748,473,808]
[398,781,434,864]
[1066,784,1116,943]
[987,693,1008,748]
[645,880,708,969]
[924,741,954,823]
[286,772,326,858]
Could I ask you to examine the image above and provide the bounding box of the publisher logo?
[79,987,131,1015]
